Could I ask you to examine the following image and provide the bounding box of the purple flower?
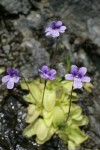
[65,65,91,89]
[39,65,56,80]
[45,21,67,38]
[2,68,20,89]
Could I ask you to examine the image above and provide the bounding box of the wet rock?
[0,22,49,78]
[57,63,66,77]
[13,11,44,37]
[88,74,100,147]
[46,0,100,47]
[29,0,42,10]
[43,134,67,150]
[20,38,50,78]
[0,93,68,150]
[0,0,100,149]
[73,48,96,73]
[13,15,33,39]
[0,29,23,67]
[2,45,10,54]
[0,0,31,15]
[87,19,100,47]
[27,11,44,30]
[78,72,100,149]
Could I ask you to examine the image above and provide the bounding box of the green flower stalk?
[20,72,37,102]
[39,65,57,105]
[65,65,91,124]
[41,80,47,105]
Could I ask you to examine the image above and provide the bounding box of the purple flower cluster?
[39,65,56,80]
[2,68,20,89]
[1,21,91,90]
[65,65,91,89]
[39,65,91,89]
[1,65,91,89]
[45,21,66,38]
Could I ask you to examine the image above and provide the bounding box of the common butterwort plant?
[19,64,91,150]
[1,20,92,150]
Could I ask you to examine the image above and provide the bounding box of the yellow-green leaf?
[43,90,56,112]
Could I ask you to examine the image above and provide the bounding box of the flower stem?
[51,37,58,66]
[66,55,70,72]
[42,80,47,105]
[20,73,37,102]
[65,85,73,123]
[55,37,58,51]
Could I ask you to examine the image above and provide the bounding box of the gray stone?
[2,45,10,54]
[13,11,44,36]
[47,0,100,46]
[13,15,33,38]
[0,0,31,15]
[87,19,100,46]
[27,11,44,29]
[20,38,50,78]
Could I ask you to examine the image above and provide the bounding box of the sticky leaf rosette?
[21,78,89,150]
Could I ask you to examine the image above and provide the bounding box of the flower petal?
[52,30,60,38]
[7,68,13,76]
[65,74,74,80]
[49,76,55,80]
[48,69,56,76]
[45,27,52,32]
[81,76,91,82]
[71,65,78,76]
[78,67,87,77]
[56,21,62,27]
[40,73,48,79]
[38,69,43,73]
[7,78,15,89]
[13,76,20,83]
[13,69,18,76]
[59,26,67,33]
[41,66,49,73]
[46,31,52,36]
[51,21,56,28]
[73,79,82,89]
[2,75,10,83]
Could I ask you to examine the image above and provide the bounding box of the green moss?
[21,78,89,150]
